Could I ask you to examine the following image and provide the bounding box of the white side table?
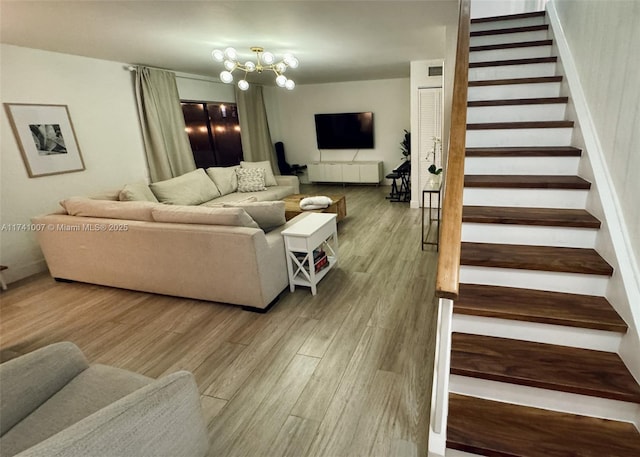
[281,213,338,295]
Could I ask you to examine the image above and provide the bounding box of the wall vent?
[429,66,443,76]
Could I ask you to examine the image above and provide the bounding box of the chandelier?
[211,46,299,91]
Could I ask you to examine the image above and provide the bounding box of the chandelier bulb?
[220,70,234,84]
[262,51,275,65]
[224,60,236,71]
[224,47,238,61]
[238,80,250,91]
[275,75,287,87]
[288,57,299,69]
[211,49,225,62]
[244,61,256,72]
[275,62,287,73]
[285,79,295,90]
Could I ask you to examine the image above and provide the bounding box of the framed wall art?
[4,103,85,178]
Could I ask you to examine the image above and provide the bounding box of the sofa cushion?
[0,364,153,457]
[119,181,159,202]
[236,168,267,193]
[222,201,286,231]
[205,166,239,196]
[150,169,221,205]
[60,198,158,222]
[151,205,259,228]
[241,160,277,186]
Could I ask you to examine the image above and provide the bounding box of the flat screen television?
[314,112,374,149]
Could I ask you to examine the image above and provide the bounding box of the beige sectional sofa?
[33,164,305,311]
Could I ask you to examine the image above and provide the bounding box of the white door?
[418,87,443,207]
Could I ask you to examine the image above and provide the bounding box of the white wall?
[1,44,148,283]
[553,0,640,262]
[551,0,640,380]
[471,0,547,18]
[175,74,235,103]
[263,78,410,182]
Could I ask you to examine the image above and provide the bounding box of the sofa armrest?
[0,342,88,436]
[275,175,300,194]
[15,371,209,457]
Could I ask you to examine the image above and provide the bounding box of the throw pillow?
[119,181,159,202]
[236,168,267,193]
[60,198,158,221]
[241,160,278,187]
[151,205,259,228]
[205,166,240,196]
[149,169,221,205]
[222,201,286,231]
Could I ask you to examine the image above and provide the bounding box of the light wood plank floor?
[0,184,440,457]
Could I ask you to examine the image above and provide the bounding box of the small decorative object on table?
[427,136,443,186]
[299,196,332,210]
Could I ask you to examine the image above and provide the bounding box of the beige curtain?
[134,66,195,182]
[235,85,277,171]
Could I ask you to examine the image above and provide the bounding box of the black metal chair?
[275,142,306,176]
[387,161,410,202]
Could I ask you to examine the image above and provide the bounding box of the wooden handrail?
[436,0,470,300]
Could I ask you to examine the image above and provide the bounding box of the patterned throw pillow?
[236,168,267,192]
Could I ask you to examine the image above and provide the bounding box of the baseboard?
[2,258,48,285]
[547,2,640,381]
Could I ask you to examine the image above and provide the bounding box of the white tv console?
[307,161,383,184]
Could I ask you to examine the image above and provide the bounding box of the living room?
[0,1,458,456]
[4,0,640,456]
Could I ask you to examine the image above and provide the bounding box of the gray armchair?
[0,342,209,457]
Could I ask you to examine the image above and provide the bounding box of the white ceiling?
[0,0,458,85]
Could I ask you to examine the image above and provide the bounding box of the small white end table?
[281,213,338,295]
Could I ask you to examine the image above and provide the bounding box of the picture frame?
[4,103,85,178]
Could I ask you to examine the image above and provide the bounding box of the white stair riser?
[468,82,561,101]
[466,128,573,147]
[449,376,638,426]
[463,188,588,209]
[460,265,609,296]
[470,30,549,47]
[470,16,547,33]
[464,156,579,175]
[467,103,567,123]
[470,45,552,63]
[470,62,557,81]
[452,315,620,352]
[462,223,597,248]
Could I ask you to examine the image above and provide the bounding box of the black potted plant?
[400,129,411,160]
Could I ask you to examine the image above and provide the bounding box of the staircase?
[445,11,640,456]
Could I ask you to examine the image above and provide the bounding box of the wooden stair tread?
[466,146,581,157]
[471,11,546,24]
[468,96,568,107]
[451,333,640,402]
[470,24,549,37]
[467,120,573,129]
[469,56,557,68]
[470,39,553,52]
[469,75,562,86]
[462,206,599,228]
[460,242,614,276]
[448,394,640,457]
[455,283,627,332]
[464,175,591,189]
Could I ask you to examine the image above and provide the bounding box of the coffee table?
[282,194,347,222]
